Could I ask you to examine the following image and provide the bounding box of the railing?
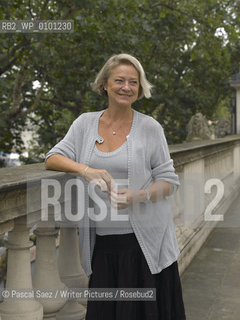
[0,135,240,319]
[0,166,88,320]
[170,135,240,273]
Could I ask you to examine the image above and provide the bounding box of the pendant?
[112,131,116,135]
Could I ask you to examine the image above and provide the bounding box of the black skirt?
[85,233,186,320]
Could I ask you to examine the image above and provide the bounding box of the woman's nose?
[121,82,130,91]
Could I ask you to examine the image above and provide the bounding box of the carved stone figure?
[186,112,212,141]
[215,118,231,138]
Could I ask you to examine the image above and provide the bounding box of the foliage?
[0,0,240,158]
[0,250,7,284]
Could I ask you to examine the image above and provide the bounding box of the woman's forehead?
[109,64,139,78]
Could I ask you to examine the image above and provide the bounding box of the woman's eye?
[115,79,123,83]
[130,81,138,85]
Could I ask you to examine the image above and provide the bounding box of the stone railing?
[170,135,240,274]
[0,165,88,320]
[0,135,240,319]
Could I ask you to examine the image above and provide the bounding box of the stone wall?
[0,135,240,318]
[169,136,240,274]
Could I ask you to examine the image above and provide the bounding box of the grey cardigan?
[46,109,180,276]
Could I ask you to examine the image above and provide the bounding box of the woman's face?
[105,64,139,108]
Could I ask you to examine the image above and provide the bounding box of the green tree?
[0,0,239,158]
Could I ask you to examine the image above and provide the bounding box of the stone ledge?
[170,135,240,168]
[169,135,240,154]
[0,135,240,193]
[0,163,65,192]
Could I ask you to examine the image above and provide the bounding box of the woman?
[45,53,186,320]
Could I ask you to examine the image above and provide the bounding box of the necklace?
[109,110,133,135]
[109,119,133,135]
[108,121,117,135]
[109,123,121,135]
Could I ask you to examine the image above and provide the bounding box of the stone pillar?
[182,159,205,227]
[0,216,43,320]
[0,221,14,320]
[230,76,240,134]
[236,88,240,134]
[233,144,240,182]
[33,224,67,319]
[56,227,88,320]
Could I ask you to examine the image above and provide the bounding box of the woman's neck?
[104,106,133,122]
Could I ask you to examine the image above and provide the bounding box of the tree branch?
[0,42,24,63]
[151,2,185,15]
[29,73,47,112]
[0,41,30,75]
[6,72,48,123]
[28,0,35,18]
[0,57,18,75]
[39,0,50,20]
[9,63,28,116]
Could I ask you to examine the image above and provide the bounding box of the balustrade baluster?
[56,226,88,319]
[0,216,43,320]
[33,223,67,319]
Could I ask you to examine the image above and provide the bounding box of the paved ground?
[181,195,240,320]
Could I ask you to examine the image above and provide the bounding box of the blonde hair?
[92,53,153,99]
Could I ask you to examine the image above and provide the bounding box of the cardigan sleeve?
[150,120,180,189]
[45,119,78,162]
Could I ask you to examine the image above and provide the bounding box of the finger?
[116,188,129,195]
[109,197,118,208]
[108,175,117,191]
[101,171,116,191]
[109,193,123,206]
[116,203,127,210]
[90,178,106,192]
[99,179,108,192]
[117,194,127,203]
[110,191,122,201]
[110,193,127,204]
[109,190,119,201]
[109,200,125,210]
[109,194,118,205]
[90,178,100,186]
[115,190,128,203]
[118,189,135,203]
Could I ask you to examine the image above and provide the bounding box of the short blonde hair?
[92,53,153,99]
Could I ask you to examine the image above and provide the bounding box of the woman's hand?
[84,167,116,193]
[109,188,141,209]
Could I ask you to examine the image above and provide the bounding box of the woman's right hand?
[83,167,116,194]
[45,155,115,193]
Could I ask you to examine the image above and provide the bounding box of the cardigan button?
[96,136,104,144]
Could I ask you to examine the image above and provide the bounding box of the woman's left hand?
[109,188,138,209]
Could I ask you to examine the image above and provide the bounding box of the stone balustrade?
[0,135,239,319]
[170,135,240,274]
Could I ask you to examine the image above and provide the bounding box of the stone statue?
[186,112,212,141]
[215,118,231,138]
